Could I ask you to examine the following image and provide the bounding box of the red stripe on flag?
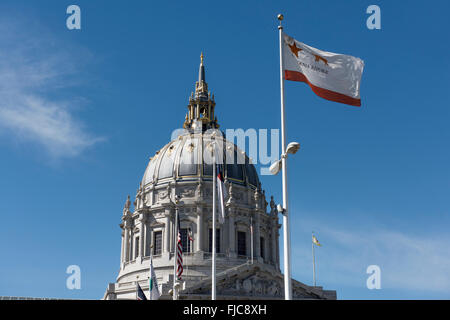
[177,231,183,279]
[284,70,361,107]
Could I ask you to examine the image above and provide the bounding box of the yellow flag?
[312,235,322,246]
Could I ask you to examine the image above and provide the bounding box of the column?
[223,211,229,255]
[165,213,170,254]
[255,212,261,259]
[120,229,124,264]
[139,214,145,258]
[144,216,150,257]
[273,217,280,268]
[196,209,203,252]
[272,218,277,265]
[276,223,280,268]
[228,210,236,257]
[124,223,130,262]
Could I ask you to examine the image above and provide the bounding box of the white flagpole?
[212,140,217,300]
[173,200,179,300]
[250,216,254,264]
[186,229,190,281]
[312,233,316,287]
[150,245,153,300]
[278,13,292,300]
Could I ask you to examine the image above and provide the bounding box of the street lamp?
[286,142,300,155]
[269,142,300,175]
[270,140,300,300]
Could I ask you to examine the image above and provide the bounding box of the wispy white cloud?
[0,95,103,158]
[0,16,103,158]
[291,219,450,294]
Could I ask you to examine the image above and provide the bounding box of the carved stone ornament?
[158,190,168,201]
[187,142,195,153]
[180,187,195,198]
[157,185,171,201]
[123,195,131,215]
[270,196,276,215]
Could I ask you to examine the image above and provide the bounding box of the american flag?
[176,215,183,280]
[136,282,147,300]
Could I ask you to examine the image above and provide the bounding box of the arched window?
[153,231,162,255]
[135,237,140,259]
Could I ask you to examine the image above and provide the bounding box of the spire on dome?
[183,53,219,131]
[195,52,208,101]
[199,52,205,82]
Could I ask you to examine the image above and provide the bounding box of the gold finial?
[200,52,204,64]
[277,14,284,29]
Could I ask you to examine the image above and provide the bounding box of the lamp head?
[286,142,300,154]
[269,160,282,175]
[276,204,285,214]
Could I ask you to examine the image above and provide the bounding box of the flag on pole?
[312,234,322,247]
[282,32,364,106]
[136,282,147,300]
[188,228,194,242]
[176,214,183,280]
[149,255,160,300]
[216,165,228,224]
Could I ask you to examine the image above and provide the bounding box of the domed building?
[103,55,336,300]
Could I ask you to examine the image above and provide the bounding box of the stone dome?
[142,131,260,189]
[104,53,337,301]
[107,54,283,300]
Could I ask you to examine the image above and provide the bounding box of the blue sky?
[0,0,449,299]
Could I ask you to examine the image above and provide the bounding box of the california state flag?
[282,32,364,106]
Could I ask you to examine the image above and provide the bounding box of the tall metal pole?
[150,246,153,300]
[173,201,179,300]
[312,233,316,287]
[250,216,254,264]
[278,14,292,300]
[212,141,217,300]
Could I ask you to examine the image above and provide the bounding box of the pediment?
[181,262,327,299]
